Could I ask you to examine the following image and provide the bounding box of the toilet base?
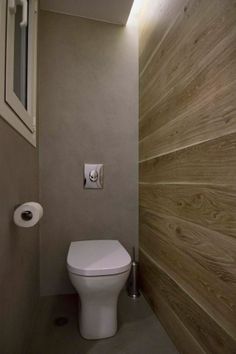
[68,271,130,340]
[78,297,118,339]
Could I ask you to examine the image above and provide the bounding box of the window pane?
[13,4,28,109]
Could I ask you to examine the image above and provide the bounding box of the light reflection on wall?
[127,0,145,25]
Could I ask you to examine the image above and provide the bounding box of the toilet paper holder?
[21,210,33,221]
[13,202,43,227]
[14,204,33,221]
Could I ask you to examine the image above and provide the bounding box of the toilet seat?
[67,240,131,276]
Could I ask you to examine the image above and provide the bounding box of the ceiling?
[40,0,135,25]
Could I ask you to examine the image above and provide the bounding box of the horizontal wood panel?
[139,0,187,74]
[140,42,236,140]
[139,133,236,184]
[139,209,236,336]
[140,208,236,284]
[139,249,236,354]
[139,78,236,160]
[140,1,236,117]
[140,183,236,238]
[141,286,206,354]
[139,0,236,352]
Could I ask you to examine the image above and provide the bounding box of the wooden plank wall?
[138,0,236,353]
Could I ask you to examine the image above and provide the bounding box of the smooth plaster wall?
[38,10,138,295]
[0,119,39,353]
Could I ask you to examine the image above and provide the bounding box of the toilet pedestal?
[67,240,131,339]
[69,270,130,339]
[79,296,118,339]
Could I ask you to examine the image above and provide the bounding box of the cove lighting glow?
[127,0,145,25]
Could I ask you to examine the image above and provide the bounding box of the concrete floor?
[26,292,179,354]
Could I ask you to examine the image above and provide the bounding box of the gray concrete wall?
[0,119,39,353]
[38,10,138,295]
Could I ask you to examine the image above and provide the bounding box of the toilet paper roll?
[13,202,43,228]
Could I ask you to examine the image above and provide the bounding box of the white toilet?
[67,239,131,339]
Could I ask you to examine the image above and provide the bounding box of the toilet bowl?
[67,240,131,339]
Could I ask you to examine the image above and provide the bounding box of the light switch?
[84,164,104,189]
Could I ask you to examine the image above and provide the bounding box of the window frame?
[0,0,38,146]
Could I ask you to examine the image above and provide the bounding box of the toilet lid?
[67,240,131,276]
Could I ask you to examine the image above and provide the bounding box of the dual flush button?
[84,164,104,189]
[89,169,99,182]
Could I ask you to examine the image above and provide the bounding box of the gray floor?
[26,292,179,354]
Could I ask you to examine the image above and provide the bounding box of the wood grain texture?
[140,207,236,337]
[142,289,206,354]
[140,43,236,140]
[140,183,236,238]
[139,249,236,354]
[139,0,187,74]
[139,77,236,160]
[140,0,236,118]
[139,0,236,352]
[140,133,236,183]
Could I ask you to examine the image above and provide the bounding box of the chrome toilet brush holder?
[127,247,140,298]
